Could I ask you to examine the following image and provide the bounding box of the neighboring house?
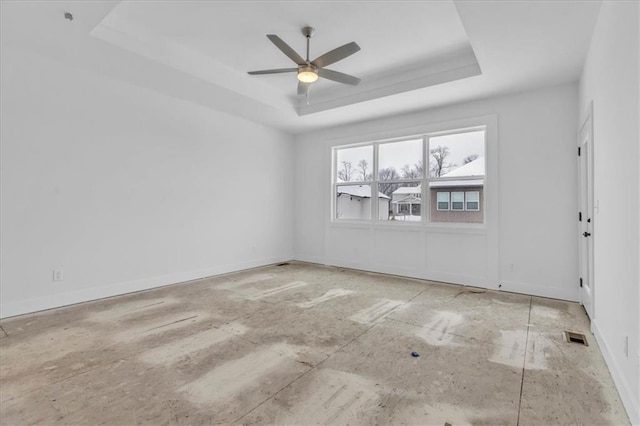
[391,187,422,220]
[390,157,485,223]
[336,185,390,220]
[430,157,484,223]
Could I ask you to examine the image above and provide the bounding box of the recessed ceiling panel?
[91,1,479,114]
[2,0,601,133]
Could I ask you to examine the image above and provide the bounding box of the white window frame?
[465,191,480,211]
[333,137,424,223]
[451,191,465,211]
[335,184,372,220]
[330,123,488,227]
[436,192,450,211]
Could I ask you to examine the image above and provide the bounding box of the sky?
[336,130,485,182]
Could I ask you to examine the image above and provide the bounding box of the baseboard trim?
[293,257,577,302]
[592,319,639,425]
[292,254,326,266]
[498,279,579,302]
[0,255,292,319]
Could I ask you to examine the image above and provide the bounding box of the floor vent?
[277,262,290,266]
[564,331,588,346]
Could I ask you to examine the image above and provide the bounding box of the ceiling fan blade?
[297,81,310,96]
[312,42,360,68]
[248,68,298,75]
[266,35,306,65]
[318,68,361,85]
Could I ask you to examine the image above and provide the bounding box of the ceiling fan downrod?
[302,26,315,63]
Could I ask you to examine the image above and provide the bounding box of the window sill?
[329,220,487,233]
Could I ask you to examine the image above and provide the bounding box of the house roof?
[441,157,485,177]
[392,194,422,204]
[393,186,422,195]
[390,158,485,195]
[337,185,390,199]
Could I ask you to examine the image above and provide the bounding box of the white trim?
[318,114,499,294]
[451,191,465,211]
[592,319,639,425]
[499,279,579,302]
[317,257,488,288]
[331,125,487,226]
[422,135,429,222]
[437,191,451,211]
[0,255,292,319]
[373,142,380,220]
[465,191,480,211]
[578,100,595,320]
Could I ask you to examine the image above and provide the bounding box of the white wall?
[294,83,579,301]
[579,1,640,423]
[0,46,294,318]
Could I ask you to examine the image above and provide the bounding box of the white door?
[578,103,594,319]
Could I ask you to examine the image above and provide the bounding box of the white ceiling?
[1,1,601,134]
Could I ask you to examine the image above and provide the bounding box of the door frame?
[578,101,595,319]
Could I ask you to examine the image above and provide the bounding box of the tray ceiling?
[1,1,602,134]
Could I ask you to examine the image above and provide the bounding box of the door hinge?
[580,278,583,288]
[579,212,582,222]
[578,147,581,156]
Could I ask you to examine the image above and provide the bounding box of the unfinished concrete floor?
[0,262,629,425]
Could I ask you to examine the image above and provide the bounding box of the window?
[332,128,485,224]
[451,192,464,211]
[466,191,480,211]
[378,139,423,180]
[434,191,482,212]
[428,129,485,224]
[437,192,450,210]
[336,145,373,183]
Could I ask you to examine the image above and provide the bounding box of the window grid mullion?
[424,136,429,223]
[372,143,379,221]
[333,127,485,224]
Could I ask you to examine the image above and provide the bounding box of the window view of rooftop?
[333,130,485,223]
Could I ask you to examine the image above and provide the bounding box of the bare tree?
[430,145,454,177]
[463,154,479,164]
[378,167,401,197]
[337,161,353,182]
[401,160,423,179]
[357,159,372,181]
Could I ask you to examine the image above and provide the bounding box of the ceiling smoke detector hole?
[564,331,588,346]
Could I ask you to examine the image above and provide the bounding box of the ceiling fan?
[248,27,361,96]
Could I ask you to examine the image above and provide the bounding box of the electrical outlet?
[624,336,629,357]
[53,269,64,282]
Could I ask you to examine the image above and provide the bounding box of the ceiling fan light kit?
[248,26,361,97]
[297,65,318,83]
